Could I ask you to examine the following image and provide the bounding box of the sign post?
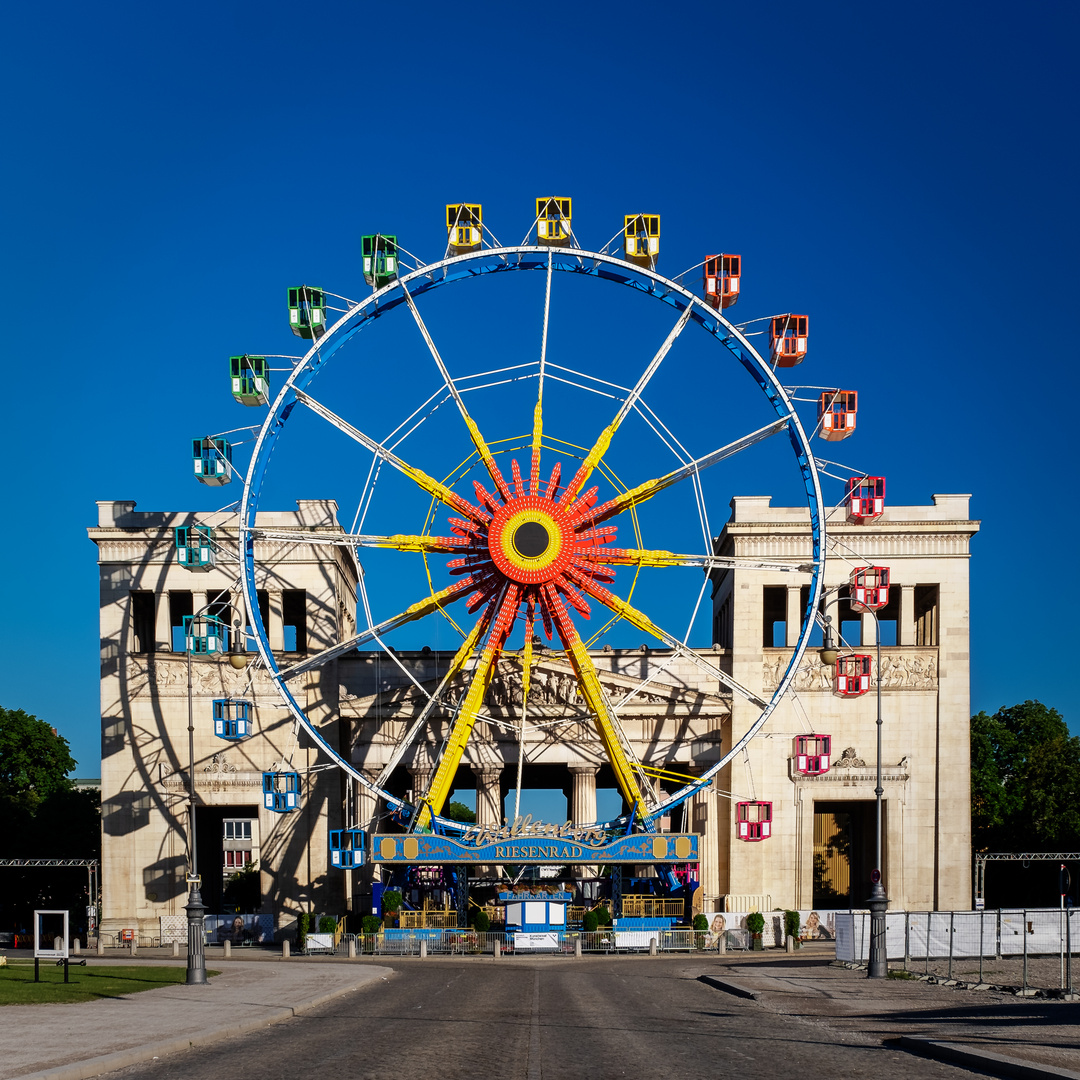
[33,910,69,983]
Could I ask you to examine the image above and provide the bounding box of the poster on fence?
[205,913,272,945]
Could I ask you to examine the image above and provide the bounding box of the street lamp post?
[820,602,888,978]
[184,608,248,986]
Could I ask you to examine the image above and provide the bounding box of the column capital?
[568,764,599,776]
[470,763,504,780]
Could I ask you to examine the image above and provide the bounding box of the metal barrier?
[837,908,1079,994]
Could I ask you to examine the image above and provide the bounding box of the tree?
[0,708,76,815]
[0,707,99,935]
[971,700,1080,851]
[444,800,477,824]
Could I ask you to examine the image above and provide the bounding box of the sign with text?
[370,831,698,865]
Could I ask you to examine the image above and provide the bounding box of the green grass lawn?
[0,962,219,1005]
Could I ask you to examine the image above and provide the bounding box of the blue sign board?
[370,832,698,865]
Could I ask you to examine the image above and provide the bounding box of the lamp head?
[818,615,838,667]
[228,620,249,669]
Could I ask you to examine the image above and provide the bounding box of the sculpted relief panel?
[763,649,939,692]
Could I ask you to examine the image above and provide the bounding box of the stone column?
[900,585,916,646]
[862,610,878,648]
[570,765,599,879]
[407,764,433,807]
[472,764,504,826]
[785,586,803,648]
[569,766,598,825]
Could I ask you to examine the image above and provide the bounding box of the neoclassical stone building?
[90,492,977,935]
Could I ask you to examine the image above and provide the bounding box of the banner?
[370,831,698,865]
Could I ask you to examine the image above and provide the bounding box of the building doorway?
[813,801,880,908]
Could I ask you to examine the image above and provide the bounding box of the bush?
[381,890,403,915]
[692,914,710,931]
[783,910,800,943]
[583,910,600,933]
[472,909,491,933]
[318,916,337,934]
[596,906,612,926]
[360,915,381,934]
[296,912,310,948]
[745,911,765,935]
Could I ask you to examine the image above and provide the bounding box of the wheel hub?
[487,495,574,585]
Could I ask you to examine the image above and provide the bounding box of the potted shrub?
[746,911,765,950]
[783,910,801,949]
[381,889,403,928]
[693,913,709,950]
[296,911,310,952]
[583,909,600,933]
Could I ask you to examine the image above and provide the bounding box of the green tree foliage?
[444,800,477,824]
[0,708,99,935]
[0,708,77,816]
[971,700,1080,850]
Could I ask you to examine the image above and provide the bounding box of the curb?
[698,974,759,1000]
[10,968,394,1080]
[892,1037,1080,1080]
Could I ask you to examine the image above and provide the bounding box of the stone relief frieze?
[126,656,280,698]
[763,649,938,692]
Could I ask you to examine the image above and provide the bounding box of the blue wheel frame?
[238,245,826,836]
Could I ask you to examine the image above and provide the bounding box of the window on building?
[282,590,307,652]
[169,591,193,652]
[762,586,786,647]
[223,819,252,840]
[914,585,939,646]
[799,585,823,646]
[131,591,155,654]
[223,850,252,868]
[207,589,232,645]
[245,590,270,652]
[713,596,732,649]
[874,588,899,646]
[837,588,861,648]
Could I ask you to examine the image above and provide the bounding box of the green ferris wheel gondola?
[361,234,398,288]
[230,355,269,406]
[287,285,326,340]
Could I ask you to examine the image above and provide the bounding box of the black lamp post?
[820,606,888,979]
[185,610,248,985]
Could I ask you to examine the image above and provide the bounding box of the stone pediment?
[338,655,731,721]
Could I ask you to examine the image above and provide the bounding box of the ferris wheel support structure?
[237,243,826,836]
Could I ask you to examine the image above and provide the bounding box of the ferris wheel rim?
[237,242,826,833]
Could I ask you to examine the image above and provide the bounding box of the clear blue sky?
[1,0,1076,781]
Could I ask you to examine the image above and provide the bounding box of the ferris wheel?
[215,200,830,839]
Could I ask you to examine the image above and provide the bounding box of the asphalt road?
[106,957,973,1080]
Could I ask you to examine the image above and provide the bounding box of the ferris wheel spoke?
[374,603,496,792]
[279,578,479,682]
[571,417,790,529]
[565,568,768,708]
[541,584,658,819]
[575,546,813,573]
[416,584,522,829]
[293,389,488,525]
[560,305,694,507]
[530,252,554,495]
[399,281,512,501]
[247,528,470,553]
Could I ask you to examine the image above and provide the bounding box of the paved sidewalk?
[0,954,393,1080]
[700,950,1080,1079]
